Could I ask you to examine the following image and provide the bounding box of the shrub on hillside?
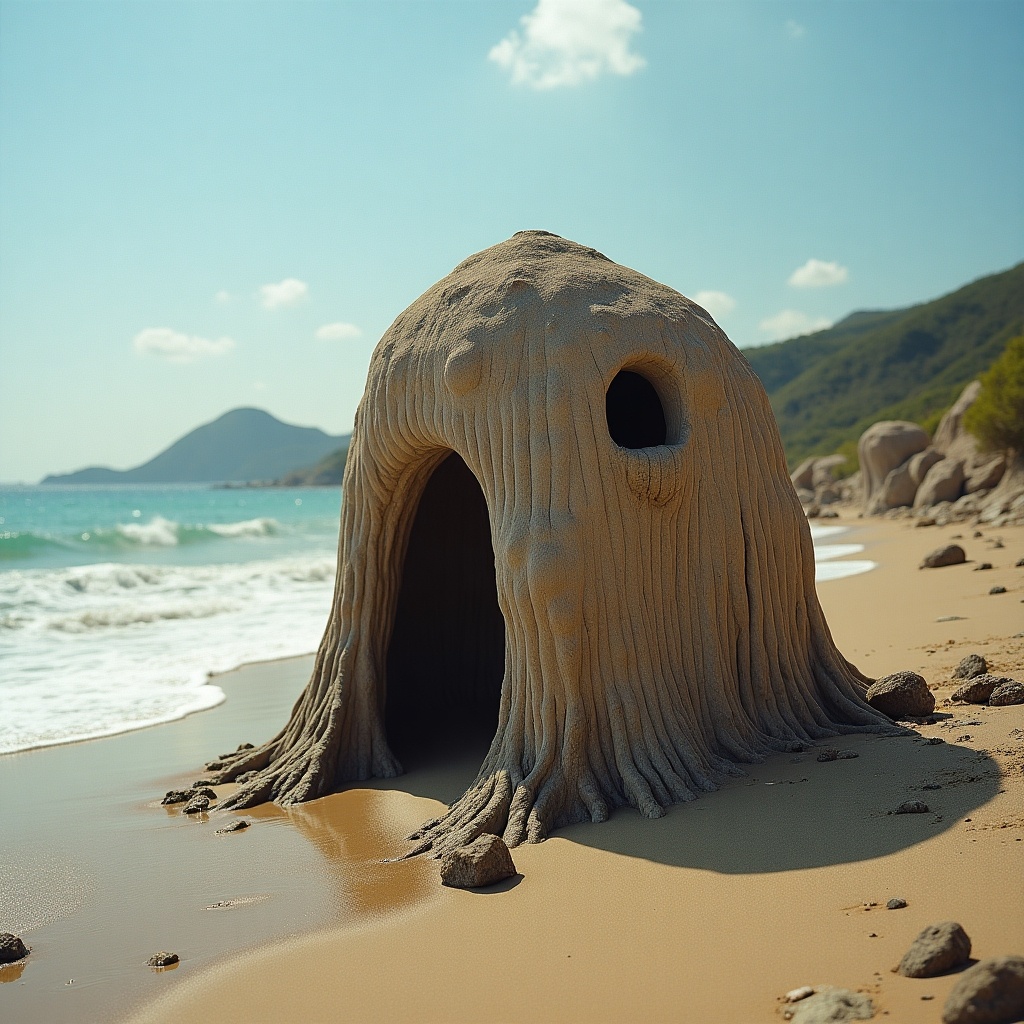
[964,334,1024,454]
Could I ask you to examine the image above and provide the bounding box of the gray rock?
[953,654,988,680]
[895,800,930,814]
[1017,558,1024,568]
[989,680,1024,707]
[920,544,967,569]
[791,986,875,1023]
[161,789,191,805]
[942,955,1024,1024]
[887,897,908,910]
[974,562,994,571]
[866,671,935,719]
[989,586,1007,595]
[439,833,517,889]
[182,795,210,815]
[0,933,29,964]
[146,951,179,967]
[952,673,1011,704]
[216,819,250,834]
[817,748,839,762]
[915,458,966,509]
[897,921,972,978]
[964,454,1006,494]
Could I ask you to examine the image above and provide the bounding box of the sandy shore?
[3,514,1023,1023]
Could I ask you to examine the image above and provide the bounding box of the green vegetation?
[278,440,351,485]
[963,335,1024,455]
[741,261,1024,467]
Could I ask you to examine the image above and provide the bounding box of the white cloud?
[758,310,833,341]
[314,322,362,341]
[214,290,232,304]
[693,290,736,320]
[260,278,309,309]
[788,258,849,288]
[133,328,235,364]
[786,19,806,39]
[489,0,645,90]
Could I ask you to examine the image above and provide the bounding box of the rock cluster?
[952,668,1024,707]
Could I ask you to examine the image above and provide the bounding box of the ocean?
[0,485,871,757]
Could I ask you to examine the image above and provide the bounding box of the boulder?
[859,421,929,512]
[933,381,982,458]
[147,951,179,967]
[942,955,1024,1024]
[953,654,988,680]
[909,447,945,486]
[915,458,966,508]
[0,933,28,964]
[952,673,1008,704]
[965,454,1007,494]
[865,671,935,718]
[920,544,966,568]
[182,795,210,815]
[812,455,848,490]
[161,789,191,805]
[897,921,972,978]
[439,833,517,889]
[871,462,919,513]
[790,987,875,1023]
[791,457,818,491]
[989,680,1024,707]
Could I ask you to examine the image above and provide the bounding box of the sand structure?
[209,231,897,855]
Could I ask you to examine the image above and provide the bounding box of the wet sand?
[4,514,1024,1023]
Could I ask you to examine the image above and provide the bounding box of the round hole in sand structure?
[606,369,668,449]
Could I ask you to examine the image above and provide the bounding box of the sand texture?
[207,231,897,857]
[117,514,1024,1024]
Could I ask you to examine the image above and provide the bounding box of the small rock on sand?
[989,586,1008,595]
[0,933,29,964]
[952,674,1008,704]
[786,986,814,1003]
[817,748,839,762]
[216,819,250,834]
[942,955,1024,1024]
[790,987,874,1023]
[887,897,908,909]
[866,671,935,719]
[974,563,994,571]
[146,951,179,968]
[182,795,210,815]
[897,921,972,978]
[161,790,191,805]
[953,654,988,680]
[989,680,1024,707]
[439,833,517,889]
[920,544,966,569]
[895,800,930,815]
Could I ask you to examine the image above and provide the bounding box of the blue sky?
[1,0,1021,482]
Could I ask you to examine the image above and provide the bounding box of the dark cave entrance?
[385,452,505,769]
[606,369,668,449]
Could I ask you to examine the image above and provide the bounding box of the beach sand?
[3,515,1022,1023]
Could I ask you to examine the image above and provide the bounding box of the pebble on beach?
[0,933,29,964]
[887,897,908,910]
[894,800,930,814]
[146,951,179,968]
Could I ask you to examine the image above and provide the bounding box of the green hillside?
[43,408,347,484]
[741,261,1024,466]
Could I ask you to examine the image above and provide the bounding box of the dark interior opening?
[606,370,668,449]
[385,452,505,768]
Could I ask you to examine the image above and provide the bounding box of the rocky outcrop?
[791,454,848,508]
[934,381,982,457]
[897,921,972,978]
[865,671,934,718]
[952,675,1004,704]
[942,955,1024,1024]
[439,834,517,889]
[860,421,929,512]
[908,447,944,487]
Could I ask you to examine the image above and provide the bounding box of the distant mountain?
[42,408,348,485]
[742,261,1024,465]
[277,439,351,486]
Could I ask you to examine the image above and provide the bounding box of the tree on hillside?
[964,335,1024,455]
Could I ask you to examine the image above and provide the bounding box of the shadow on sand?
[345,729,1001,875]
